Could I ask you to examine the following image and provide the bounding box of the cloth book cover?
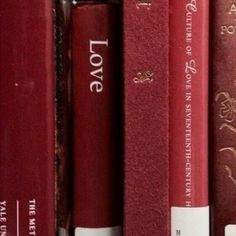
[71,2,123,235]
[0,1,55,235]
[169,0,209,235]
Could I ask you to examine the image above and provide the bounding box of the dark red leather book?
[0,1,55,235]
[210,2,236,236]
[169,0,209,235]
[55,0,71,235]
[71,2,123,235]
[123,1,169,235]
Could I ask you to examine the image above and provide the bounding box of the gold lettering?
[228,3,236,14]
[136,0,152,9]
[133,70,154,84]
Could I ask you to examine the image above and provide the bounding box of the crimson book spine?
[71,2,123,235]
[169,0,209,235]
[123,1,169,235]
[0,1,55,235]
[210,2,236,236]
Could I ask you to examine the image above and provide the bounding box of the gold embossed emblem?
[225,165,236,186]
[216,92,236,186]
[136,0,152,10]
[220,148,236,187]
[133,70,154,84]
[215,92,236,123]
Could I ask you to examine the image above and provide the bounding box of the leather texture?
[123,1,169,235]
[210,1,236,236]
[55,0,71,232]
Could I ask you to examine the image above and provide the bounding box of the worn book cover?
[55,0,71,235]
[123,0,169,235]
[210,2,236,236]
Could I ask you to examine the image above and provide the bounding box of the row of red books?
[0,0,235,236]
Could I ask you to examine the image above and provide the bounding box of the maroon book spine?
[0,1,55,235]
[71,2,123,235]
[210,2,236,236]
[123,1,169,235]
[169,0,209,235]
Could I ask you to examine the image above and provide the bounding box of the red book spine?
[71,2,122,235]
[210,2,236,236]
[0,1,55,235]
[169,0,209,235]
[123,1,169,235]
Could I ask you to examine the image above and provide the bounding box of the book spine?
[0,1,55,235]
[210,2,236,236]
[55,0,71,235]
[71,2,123,236]
[169,1,209,235]
[123,1,169,235]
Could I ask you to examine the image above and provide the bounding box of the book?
[71,2,123,235]
[123,1,169,235]
[55,0,71,235]
[210,2,236,236]
[169,0,210,235]
[0,1,55,235]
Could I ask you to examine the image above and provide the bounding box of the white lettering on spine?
[29,199,36,235]
[89,40,109,93]
[184,0,198,207]
[0,201,7,236]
